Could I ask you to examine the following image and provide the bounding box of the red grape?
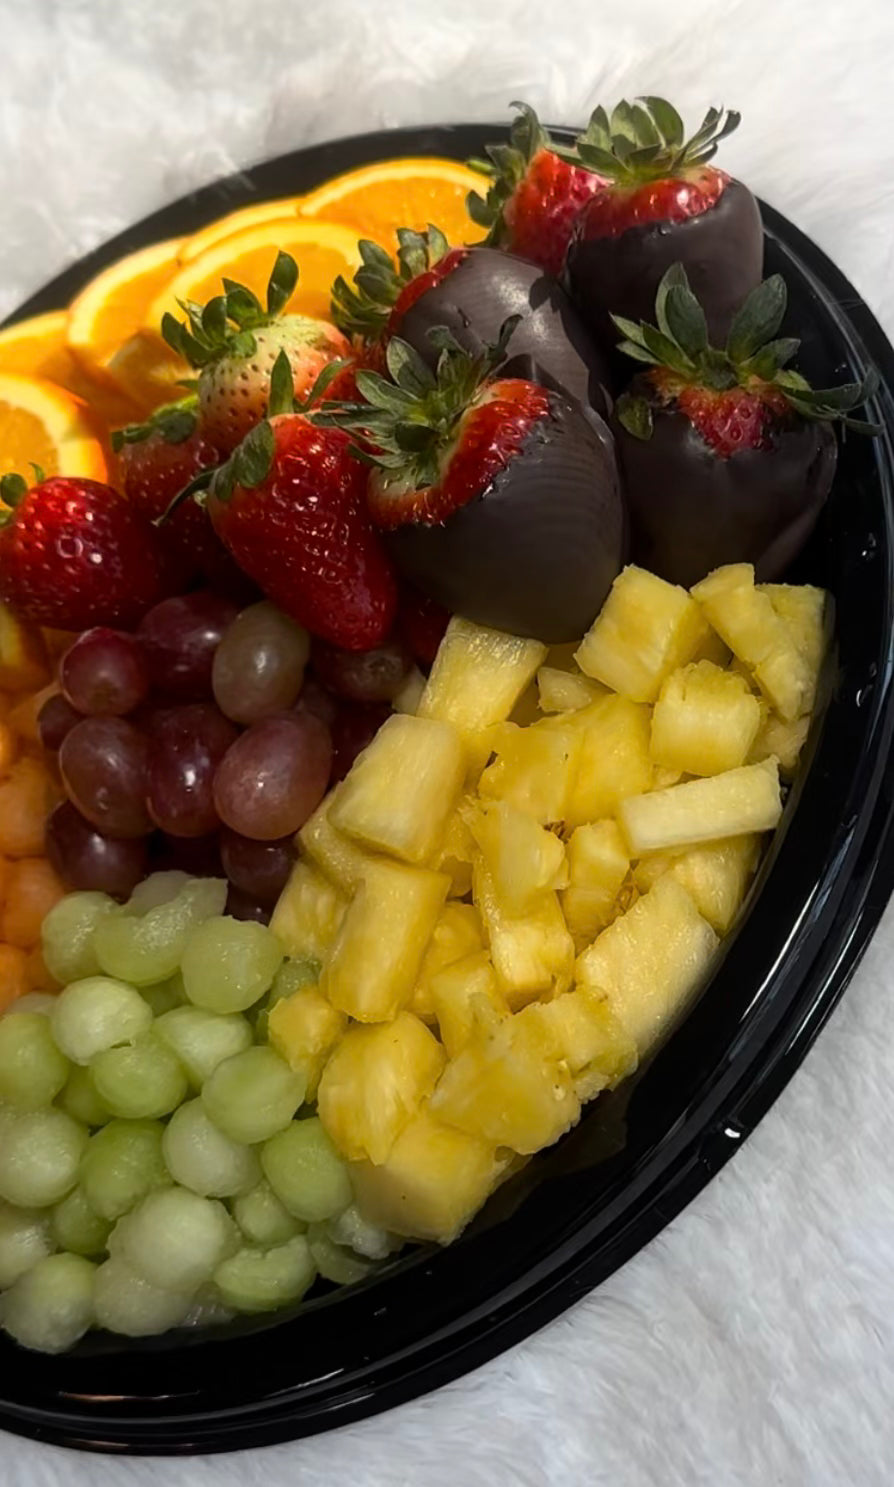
[59,716,152,838]
[151,832,224,879]
[212,602,310,724]
[220,828,295,907]
[46,802,148,898]
[137,591,239,699]
[61,628,149,716]
[213,713,331,840]
[293,676,338,729]
[311,636,411,703]
[398,587,450,668]
[330,702,390,783]
[146,703,238,837]
[225,886,271,925]
[37,693,81,751]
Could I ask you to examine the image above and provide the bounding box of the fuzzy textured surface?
[3,1,894,1482]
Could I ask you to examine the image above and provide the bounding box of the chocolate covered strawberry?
[162,250,350,453]
[611,265,878,585]
[566,98,762,345]
[335,323,625,642]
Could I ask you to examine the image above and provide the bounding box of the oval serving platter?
[1,123,893,1455]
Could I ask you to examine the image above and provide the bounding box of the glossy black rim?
[2,124,894,1456]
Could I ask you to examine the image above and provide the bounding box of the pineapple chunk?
[267,984,347,1098]
[760,582,829,680]
[619,758,782,855]
[474,858,574,1007]
[561,820,630,945]
[298,787,373,894]
[509,683,542,727]
[478,719,581,825]
[650,660,762,775]
[318,1012,446,1165]
[632,835,760,935]
[466,799,567,915]
[408,902,484,1020]
[417,616,546,744]
[564,694,653,829]
[519,991,637,1101]
[322,859,450,1022]
[576,875,719,1055]
[576,565,711,702]
[536,665,603,714]
[430,1010,580,1154]
[431,950,508,1057]
[749,710,810,780]
[429,803,476,897]
[270,861,347,964]
[350,1108,508,1243]
[331,714,465,865]
[691,565,814,721]
[392,665,426,715]
[652,766,684,789]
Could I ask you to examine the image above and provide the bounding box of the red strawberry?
[611,265,879,585]
[566,97,762,344]
[0,473,170,630]
[162,250,351,454]
[467,103,604,275]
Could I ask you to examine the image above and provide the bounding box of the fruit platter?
[0,105,892,1452]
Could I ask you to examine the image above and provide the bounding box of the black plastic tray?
[1,124,893,1455]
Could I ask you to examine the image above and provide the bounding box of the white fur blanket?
[2,1,894,1482]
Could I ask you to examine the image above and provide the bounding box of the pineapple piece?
[564,694,653,829]
[749,710,811,780]
[322,859,450,1022]
[429,803,476,898]
[408,902,484,1020]
[431,950,508,1057]
[350,1108,508,1243]
[576,874,719,1055]
[760,582,829,680]
[536,665,604,714]
[474,858,574,1007]
[690,627,732,667]
[270,861,348,965]
[651,766,684,789]
[478,719,581,825]
[509,683,542,727]
[632,835,761,935]
[650,660,762,776]
[392,665,426,715]
[417,616,546,744]
[331,713,465,865]
[691,565,814,721]
[561,820,630,945]
[619,758,782,855]
[267,984,347,1098]
[466,799,567,915]
[318,1012,446,1165]
[576,565,712,702]
[519,991,638,1101]
[298,787,373,894]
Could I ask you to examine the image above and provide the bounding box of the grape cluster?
[40,593,416,915]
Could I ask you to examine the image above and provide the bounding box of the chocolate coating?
[612,390,838,587]
[386,393,627,643]
[565,180,764,347]
[397,247,613,416]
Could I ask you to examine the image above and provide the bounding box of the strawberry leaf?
[201,295,229,344]
[663,284,708,360]
[726,275,787,362]
[638,96,684,149]
[232,421,275,490]
[741,337,801,380]
[654,263,690,341]
[616,393,654,440]
[222,280,264,329]
[267,349,295,418]
[266,251,299,318]
[386,337,438,396]
[0,473,28,506]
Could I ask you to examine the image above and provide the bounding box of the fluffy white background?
[2,0,894,1481]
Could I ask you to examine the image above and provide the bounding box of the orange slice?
[179,198,304,264]
[0,374,107,485]
[0,313,140,428]
[146,219,363,334]
[67,238,183,388]
[298,157,487,251]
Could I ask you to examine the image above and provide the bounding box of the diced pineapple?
[430,1010,580,1154]
[466,799,567,915]
[267,984,347,1098]
[321,859,450,1022]
[519,991,638,1101]
[474,858,574,1007]
[428,803,476,898]
[563,694,653,829]
[619,758,782,855]
[650,660,762,776]
[651,767,684,789]
[632,834,760,935]
[509,684,542,727]
[331,713,465,865]
[759,582,829,680]
[431,950,508,1057]
[561,820,630,945]
[576,565,712,702]
[690,627,732,667]
[318,1012,446,1165]
[749,710,811,780]
[350,1108,509,1243]
[575,874,719,1055]
[536,666,603,714]
[392,665,426,715]
[478,719,581,825]
[270,861,348,965]
[417,616,546,744]
[691,565,814,721]
[408,902,484,1020]
[298,787,374,894]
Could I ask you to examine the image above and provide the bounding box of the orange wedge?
[179,198,304,264]
[0,374,107,485]
[0,312,140,428]
[67,238,183,389]
[298,157,487,251]
[146,220,363,333]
